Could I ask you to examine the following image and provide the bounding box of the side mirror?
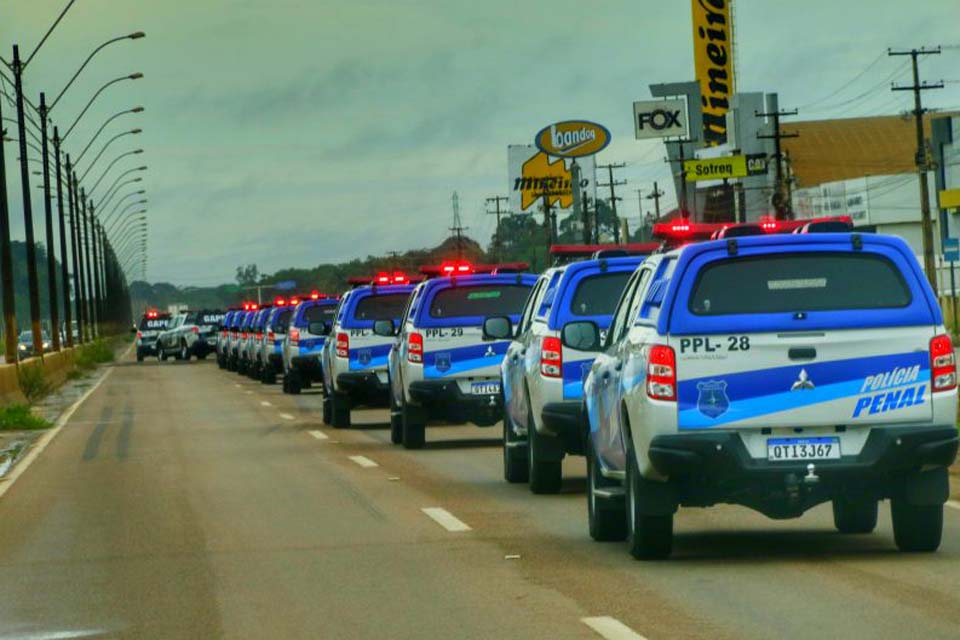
[561,321,601,352]
[309,321,331,336]
[373,319,395,337]
[483,316,513,340]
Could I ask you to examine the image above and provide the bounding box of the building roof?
[782,114,953,188]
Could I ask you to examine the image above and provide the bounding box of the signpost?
[944,237,958,330]
[684,154,768,182]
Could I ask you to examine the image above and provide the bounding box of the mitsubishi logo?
[791,369,815,391]
[484,345,497,358]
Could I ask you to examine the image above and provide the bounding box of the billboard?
[508,145,596,214]
[633,99,689,140]
[534,121,611,158]
[692,0,735,146]
[684,154,767,182]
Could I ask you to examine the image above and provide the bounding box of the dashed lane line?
[348,455,379,468]
[581,617,648,640]
[260,401,272,407]
[309,430,329,440]
[279,413,296,421]
[421,507,471,532]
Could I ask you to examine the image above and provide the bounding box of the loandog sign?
[633,99,689,140]
[534,120,611,158]
[508,145,597,214]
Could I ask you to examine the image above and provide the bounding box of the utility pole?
[598,162,626,243]
[666,145,694,219]
[890,46,943,294]
[485,195,508,261]
[581,193,593,244]
[449,191,467,261]
[756,107,799,219]
[0,87,17,362]
[647,181,665,220]
[12,45,44,356]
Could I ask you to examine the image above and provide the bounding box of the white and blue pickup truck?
[580,229,958,559]
[321,279,416,428]
[489,253,647,492]
[384,265,536,449]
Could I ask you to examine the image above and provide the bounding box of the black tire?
[390,396,403,445]
[832,497,878,534]
[528,412,562,494]
[322,395,332,425]
[330,391,351,429]
[287,369,302,395]
[587,436,627,542]
[180,343,190,361]
[891,499,943,552]
[626,441,673,560]
[502,411,529,483]
[159,349,168,362]
[136,351,144,363]
[402,399,426,450]
[263,365,277,385]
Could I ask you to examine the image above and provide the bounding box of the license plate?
[767,437,841,462]
[471,381,500,395]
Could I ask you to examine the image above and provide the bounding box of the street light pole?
[12,45,45,356]
[53,127,72,347]
[80,187,95,338]
[38,92,61,350]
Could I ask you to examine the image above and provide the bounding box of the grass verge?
[75,339,115,370]
[0,404,50,431]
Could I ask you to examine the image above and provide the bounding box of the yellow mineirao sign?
[517,152,574,211]
[692,0,735,146]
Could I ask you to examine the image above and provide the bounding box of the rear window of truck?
[569,272,632,316]
[304,305,337,323]
[354,293,409,320]
[139,316,169,330]
[429,285,531,318]
[689,253,912,316]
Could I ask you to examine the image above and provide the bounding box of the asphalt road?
[0,355,959,639]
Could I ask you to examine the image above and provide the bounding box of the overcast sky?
[2,1,959,285]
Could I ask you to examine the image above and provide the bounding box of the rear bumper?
[409,380,501,426]
[647,426,958,517]
[540,401,586,455]
[337,371,389,405]
[292,355,323,380]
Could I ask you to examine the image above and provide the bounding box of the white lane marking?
[244,391,253,395]
[260,401,272,407]
[279,413,295,421]
[0,346,125,502]
[348,455,379,468]
[234,384,241,388]
[309,430,328,440]
[421,507,471,532]
[581,617,649,640]
[946,500,960,511]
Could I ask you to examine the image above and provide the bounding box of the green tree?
[235,264,259,287]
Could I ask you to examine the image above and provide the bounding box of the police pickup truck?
[322,273,416,428]
[135,310,170,362]
[580,220,958,559]
[282,295,339,394]
[383,263,536,449]
[258,299,295,385]
[488,247,651,492]
[156,309,224,362]
[217,309,238,369]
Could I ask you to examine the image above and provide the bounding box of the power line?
[796,52,887,110]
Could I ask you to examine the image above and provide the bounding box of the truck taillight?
[191,326,199,334]
[540,336,562,378]
[136,330,142,339]
[646,345,677,401]
[267,329,275,341]
[336,332,349,358]
[290,328,300,346]
[930,334,957,392]
[408,332,423,363]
